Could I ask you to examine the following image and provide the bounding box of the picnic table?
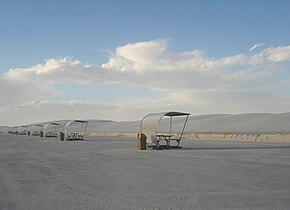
[156,134,174,146]
[68,132,83,140]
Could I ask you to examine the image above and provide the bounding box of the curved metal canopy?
[31,124,43,136]
[140,111,190,147]
[43,122,60,137]
[64,120,88,140]
[18,126,28,135]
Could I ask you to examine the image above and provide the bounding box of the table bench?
[156,134,181,147]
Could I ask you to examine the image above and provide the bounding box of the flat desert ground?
[1,133,290,210]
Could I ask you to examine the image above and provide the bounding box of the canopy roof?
[142,111,190,121]
[50,122,60,125]
[43,122,60,130]
[164,112,190,117]
[64,120,88,129]
[140,111,190,146]
[64,120,88,140]
[31,124,43,129]
[42,122,61,137]
[31,124,43,131]
[43,122,60,126]
[18,125,28,130]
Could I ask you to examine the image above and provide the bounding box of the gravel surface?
[1,134,290,210]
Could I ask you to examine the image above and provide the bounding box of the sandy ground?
[85,112,290,134]
[1,134,290,210]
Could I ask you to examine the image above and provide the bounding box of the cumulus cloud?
[248,45,290,65]
[102,40,168,72]
[99,40,288,91]
[3,40,290,92]
[1,40,290,125]
[4,57,98,84]
[102,40,249,75]
[263,46,290,62]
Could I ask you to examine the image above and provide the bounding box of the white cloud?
[102,40,249,75]
[1,40,290,125]
[248,45,290,65]
[249,43,265,52]
[102,39,167,72]
[264,46,290,62]
[3,40,289,92]
[4,57,98,84]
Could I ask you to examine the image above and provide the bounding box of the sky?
[1,0,290,126]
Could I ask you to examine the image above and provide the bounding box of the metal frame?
[64,120,88,140]
[8,127,13,134]
[43,122,60,137]
[9,127,18,135]
[140,111,190,147]
[18,126,28,135]
[31,124,43,136]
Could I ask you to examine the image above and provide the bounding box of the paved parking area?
[1,134,290,209]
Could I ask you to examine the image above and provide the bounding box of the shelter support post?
[178,115,189,145]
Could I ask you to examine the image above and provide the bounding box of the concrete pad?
[1,134,290,209]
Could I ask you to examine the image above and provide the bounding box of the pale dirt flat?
[1,134,290,210]
[85,112,290,134]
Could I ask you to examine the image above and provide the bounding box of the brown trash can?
[40,131,43,137]
[59,132,64,141]
[137,133,147,150]
[27,131,30,136]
